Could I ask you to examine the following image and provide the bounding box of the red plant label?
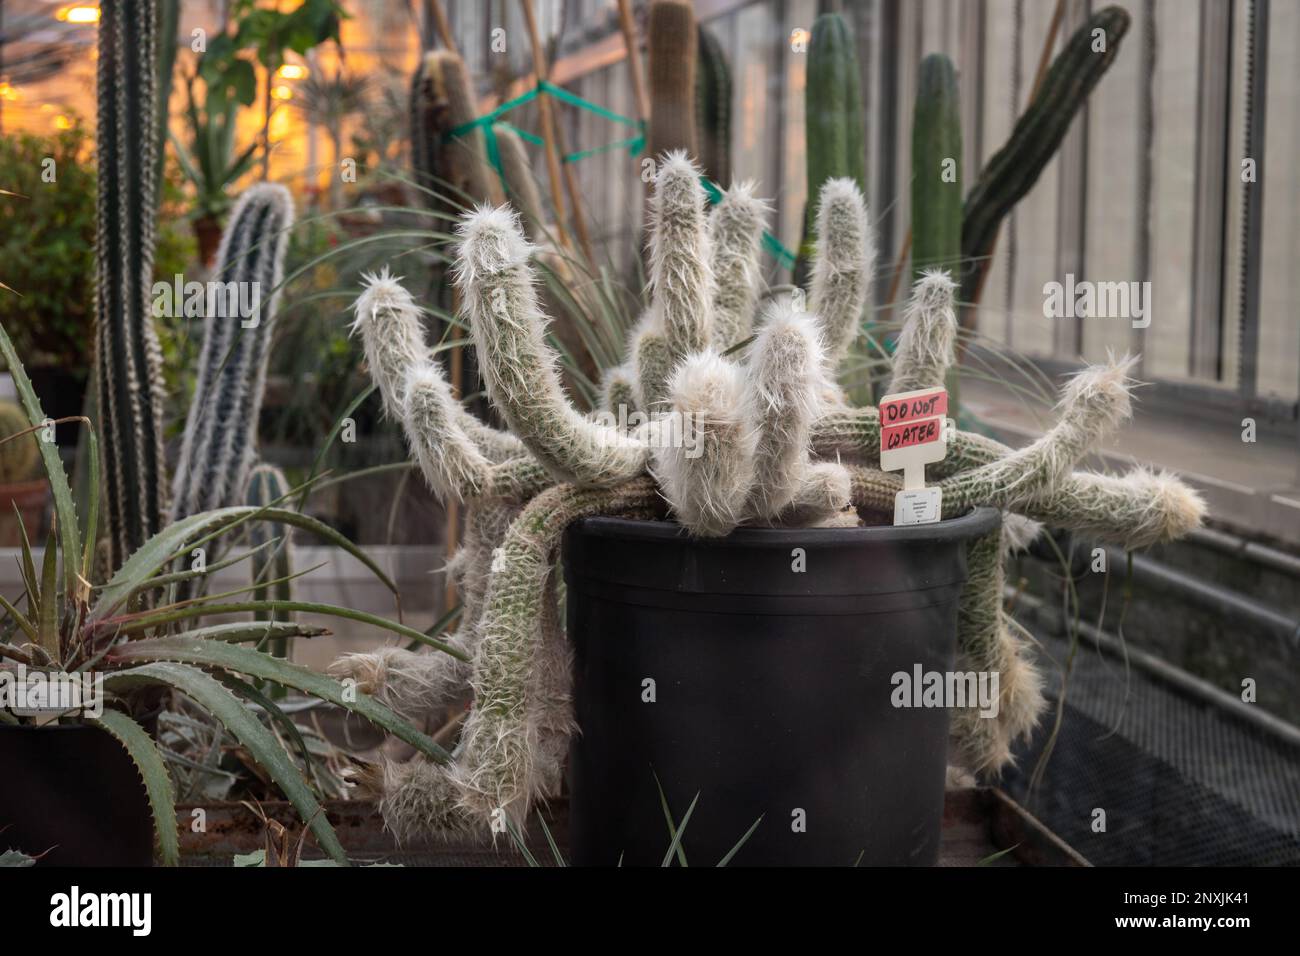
[881,417,943,451]
[878,387,948,426]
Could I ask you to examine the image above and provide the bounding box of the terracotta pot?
[0,480,48,546]
[195,215,223,268]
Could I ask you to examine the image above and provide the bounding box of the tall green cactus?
[794,12,867,286]
[695,24,731,186]
[961,5,1132,308]
[170,184,295,521]
[911,54,962,282]
[647,0,699,160]
[96,0,168,569]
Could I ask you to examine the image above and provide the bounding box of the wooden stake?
[617,0,651,122]
[520,0,572,251]
[429,0,458,56]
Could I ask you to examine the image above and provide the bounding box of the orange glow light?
[271,85,293,101]
[53,115,73,130]
[57,5,101,23]
[276,64,308,80]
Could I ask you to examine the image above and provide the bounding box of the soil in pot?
[562,508,1000,867]
[0,721,155,866]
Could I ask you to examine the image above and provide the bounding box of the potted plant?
[326,154,1205,865]
[0,322,457,866]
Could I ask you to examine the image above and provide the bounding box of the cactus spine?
[170,184,295,522]
[0,400,39,483]
[962,6,1132,308]
[911,54,962,283]
[795,12,867,286]
[96,0,167,568]
[647,0,699,161]
[695,24,731,186]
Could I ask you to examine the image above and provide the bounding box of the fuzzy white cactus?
[335,159,1206,844]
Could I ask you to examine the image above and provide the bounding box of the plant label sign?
[878,386,948,525]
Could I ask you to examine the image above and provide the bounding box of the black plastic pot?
[0,722,154,866]
[562,508,1000,867]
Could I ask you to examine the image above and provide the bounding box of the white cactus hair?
[402,362,492,502]
[330,152,1214,840]
[889,269,958,395]
[648,150,715,360]
[709,179,769,350]
[328,645,469,725]
[351,268,427,421]
[808,176,874,366]
[653,351,757,537]
[454,204,649,486]
[744,303,825,521]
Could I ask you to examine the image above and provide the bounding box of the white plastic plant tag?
[894,487,943,526]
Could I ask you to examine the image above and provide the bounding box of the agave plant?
[0,320,457,866]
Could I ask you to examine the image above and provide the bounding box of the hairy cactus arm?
[807,177,874,367]
[888,270,958,395]
[708,180,769,350]
[652,351,756,537]
[744,305,825,521]
[454,205,649,487]
[649,151,715,359]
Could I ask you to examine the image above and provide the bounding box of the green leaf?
[87,709,181,866]
[108,636,450,762]
[37,524,58,658]
[80,429,100,589]
[658,788,700,868]
[159,621,327,644]
[0,593,37,644]
[110,600,468,661]
[103,662,348,865]
[0,320,81,601]
[716,815,764,867]
[91,505,397,622]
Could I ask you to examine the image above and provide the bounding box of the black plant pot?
[562,508,1000,867]
[0,722,154,866]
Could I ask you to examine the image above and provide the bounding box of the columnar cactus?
[795,12,867,286]
[647,0,699,161]
[911,54,962,282]
[333,151,1205,843]
[96,0,167,568]
[695,24,732,187]
[171,184,295,521]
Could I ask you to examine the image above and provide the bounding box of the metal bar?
[1237,0,1268,401]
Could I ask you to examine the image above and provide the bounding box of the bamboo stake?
[519,0,573,252]
[429,0,458,55]
[520,0,595,264]
[617,0,651,122]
